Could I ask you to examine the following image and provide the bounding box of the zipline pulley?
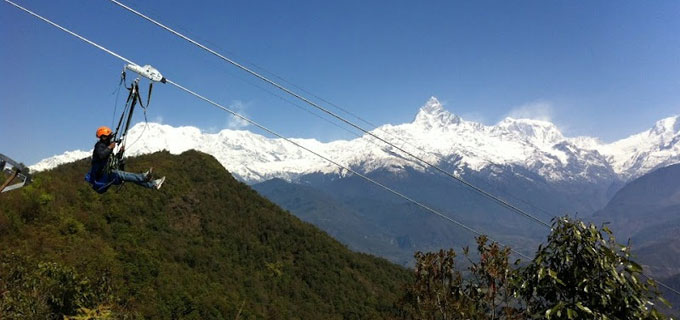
[108,64,165,172]
[125,63,166,83]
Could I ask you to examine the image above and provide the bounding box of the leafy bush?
[400,236,523,320]
[518,217,669,319]
[400,217,672,319]
[0,253,115,319]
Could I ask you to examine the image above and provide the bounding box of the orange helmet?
[96,126,113,138]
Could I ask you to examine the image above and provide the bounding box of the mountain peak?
[651,115,680,135]
[498,116,554,126]
[413,97,461,129]
[495,117,564,145]
[421,96,445,113]
[29,98,678,185]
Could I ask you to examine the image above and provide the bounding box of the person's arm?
[93,141,114,161]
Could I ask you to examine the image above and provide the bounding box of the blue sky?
[2,0,679,165]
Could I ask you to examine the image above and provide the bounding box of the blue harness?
[85,157,121,194]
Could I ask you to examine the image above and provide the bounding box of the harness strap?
[120,82,139,144]
[107,81,140,173]
[113,82,136,141]
[105,78,155,174]
[146,82,153,107]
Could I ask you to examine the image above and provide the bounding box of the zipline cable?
[167,78,530,261]
[102,0,420,167]
[108,0,552,229]
[208,61,377,145]
[657,280,680,298]
[108,0,423,156]
[114,2,555,221]
[213,66,429,169]
[109,2,556,222]
[3,1,130,65]
[3,0,529,260]
[9,0,680,297]
[239,62,557,220]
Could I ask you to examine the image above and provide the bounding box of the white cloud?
[460,112,486,124]
[226,100,250,129]
[506,100,554,121]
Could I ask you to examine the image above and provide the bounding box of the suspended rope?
[110,72,124,128]
[208,64,428,170]
[167,78,530,260]
[108,0,552,229]
[9,0,680,295]
[107,2,555,222]
[3,0,530,260]
[108,77,138,172]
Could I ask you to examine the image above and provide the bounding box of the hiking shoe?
[143,167,154,181]
[153,176,166,190]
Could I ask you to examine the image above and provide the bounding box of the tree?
[400,217,671,319]
[517,217,669,319]
[0,252,116,319]
[400,236,523,320]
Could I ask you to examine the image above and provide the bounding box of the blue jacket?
[84,140,120,193]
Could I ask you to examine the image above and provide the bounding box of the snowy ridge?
[30,97,680,184]
[598,116,680,180]
[376,107,614,182]
[31,150,91,172]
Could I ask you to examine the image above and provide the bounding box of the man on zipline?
[85,126,165,193]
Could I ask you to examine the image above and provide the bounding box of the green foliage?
[400,217,672,319]
[517,217,669,320]
[64,304,114,320]
[0,252,115,319]
[400,236,524,319]
[0,151,411,319]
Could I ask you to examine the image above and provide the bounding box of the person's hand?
[108,142,116,149]
[120,145,125,153]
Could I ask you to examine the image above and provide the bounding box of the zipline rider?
[86,126,165,193]
[85,63,166,194]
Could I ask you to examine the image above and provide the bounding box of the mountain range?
[29,97,680,265]
[31,97,680,186]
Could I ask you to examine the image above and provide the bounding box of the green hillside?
[0,151,411,319]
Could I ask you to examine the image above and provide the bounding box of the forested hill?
[0,150,411,319]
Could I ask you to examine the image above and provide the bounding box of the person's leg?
[112,170,156,189]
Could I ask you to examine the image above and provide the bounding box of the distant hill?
[0,151,411,318]
[256,166,553,266]
[252,178,411,264]
[593,163,680,311]
[593,163,680,256]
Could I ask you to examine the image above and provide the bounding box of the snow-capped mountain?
[368,99,617,183]
[30,97,679,185]
[31,150,91,172]
[598,116,680,180]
